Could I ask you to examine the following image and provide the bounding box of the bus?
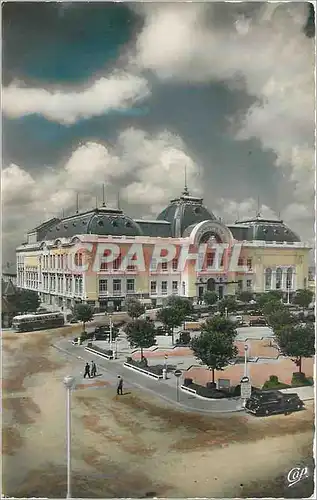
[12,312,65,332]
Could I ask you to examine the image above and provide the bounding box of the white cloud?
[1,129,202,260]
[132,2,314,228]
[2,72,150,124]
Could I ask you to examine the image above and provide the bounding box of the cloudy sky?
[2,1,315,265]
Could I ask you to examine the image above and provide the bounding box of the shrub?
[183,378,193,386]
[291,372,313,386]
[177,331,191,345]
[232,384,259,397]
[126,356,133,363]
[262,375,290,390]
[206,382,217,389]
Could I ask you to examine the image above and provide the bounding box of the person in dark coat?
[84,362,91,378]
[117,376,123,395]
[91,361,97,378]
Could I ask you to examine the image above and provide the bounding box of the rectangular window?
[161,281,168,294]
[161,261,168,271]
[150,281,157,294]
[100,261,108,270]
[246,279,252,289]
[247,258,252,269]
[150,258,157,271]
[238,257,244,266]
[172,281,178,294]
[99,279,108,293]
[113,279,121,294]
[206,252,214,268]
[172,258,178,271]
[113,255,122,271]
[127,279,135,292]
[238,280,243,290]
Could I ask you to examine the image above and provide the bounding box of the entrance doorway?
[207,278,216,292]
[198,286,204,298]
[218,286,224,300]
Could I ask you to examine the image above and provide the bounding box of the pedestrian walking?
[117,376,123,395]
[91,361,97,378]
[83,362,91,378]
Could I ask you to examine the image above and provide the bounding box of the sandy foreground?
[2,329,315,498]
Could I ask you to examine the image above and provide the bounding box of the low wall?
[123,362,163,380]
[85,346,113,360]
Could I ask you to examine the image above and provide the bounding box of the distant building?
[16,187,312,314]
[1,278,17,327]
[2,263,17,286]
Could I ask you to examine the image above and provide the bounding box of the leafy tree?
[125,319,156,358]
[256,291,283,310]
[190,317,238,384]
[265,306,297,331]
[10,289,40,313]
[125,297,145,319]
[218,296,238,315]
[292,289,313,311]
[73,303,94,332]
[203,291,218,307]
[261,299,285,318]
[165,296,194,316]
[156,307,184,343]
[274,323,315,373]
[177,330,191,345]
[237,291,253,303]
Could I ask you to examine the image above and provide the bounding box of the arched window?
[207,278,216,291]
[265,268,272,290]
[276,268,282,289]
[286,267,293,289]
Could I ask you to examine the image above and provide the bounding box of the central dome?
[156,188,217,237]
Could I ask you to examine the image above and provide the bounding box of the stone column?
[271,270,276,290]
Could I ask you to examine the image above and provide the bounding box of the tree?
[73,303,94,332]
[203,291,218,307]
[292,289,313,311]
[156,307,184,343]
[256,291,283,310]
[261,299,285,318]
[274,323,315,373]
[237,291,253,303]
[125,297,145,319]
[265,306,297,331]
[125,319,156,358]
[218,296,238,315]
[190,317,238,384]
[165,296,193,317]
[10,289,40,313]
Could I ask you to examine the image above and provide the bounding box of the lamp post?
[244,344,249,378]
[109,315,113,354]
[63,375,76,499]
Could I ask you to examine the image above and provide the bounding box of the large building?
[16,187,311,314]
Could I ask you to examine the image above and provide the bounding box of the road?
[53,337,244,414]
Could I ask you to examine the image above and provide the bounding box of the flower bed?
[85,344,113,360]
[124,357,163,379]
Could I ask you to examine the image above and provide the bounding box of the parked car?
[245,390,304,416]
[249,317,267,326]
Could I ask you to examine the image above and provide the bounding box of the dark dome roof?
[156,189,217,237]
[230,216,300,243]
[43,207,143,240]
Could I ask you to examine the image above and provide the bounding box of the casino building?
[16,186,311,314]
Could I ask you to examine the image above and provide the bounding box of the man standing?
[117,376,123,395]
[83,362,91,378]
[91,361,97,378]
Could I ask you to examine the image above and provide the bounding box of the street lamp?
[109,315,113,354]
[244,344,249,378]
[63,375,76,499]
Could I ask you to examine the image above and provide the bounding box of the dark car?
[249,317,267,326]
[245,390,304,416]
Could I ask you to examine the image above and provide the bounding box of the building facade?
[16,188,312,314]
